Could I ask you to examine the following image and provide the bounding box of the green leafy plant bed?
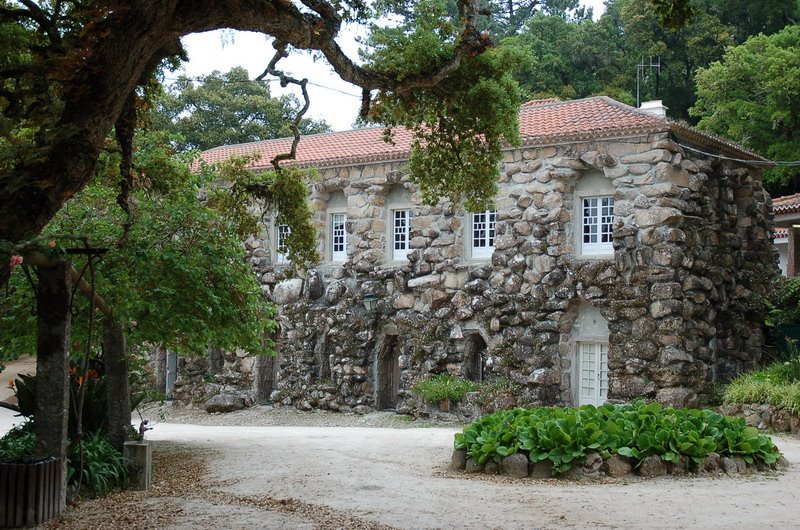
[452,402,786,479]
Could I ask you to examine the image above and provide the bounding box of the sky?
[178,1,607,132]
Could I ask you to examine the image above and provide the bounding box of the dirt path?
[143,421,799,529]
[3,395,797,529]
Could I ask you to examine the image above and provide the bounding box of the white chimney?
[639,100,668,117]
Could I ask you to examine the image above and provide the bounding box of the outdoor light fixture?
[363,293,379,312]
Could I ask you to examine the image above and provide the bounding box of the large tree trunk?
[102,320,131,451]
[33,261,72,512]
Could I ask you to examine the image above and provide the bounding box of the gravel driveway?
[3,403,797,529]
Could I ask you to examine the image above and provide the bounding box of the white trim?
[391,208,412,261]
[577,341,608,406]
[580,196,614,256]
[331,212,347,262]
[275,223,291,264]
[470,210,496,259]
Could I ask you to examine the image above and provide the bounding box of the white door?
[578,342,608,406]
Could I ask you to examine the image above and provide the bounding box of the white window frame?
[330,212,347,262]
[391,208,412,261]
[577,341,609,407]
[275,223,291,264]
[580,195,615,256]
[470,210,496,259]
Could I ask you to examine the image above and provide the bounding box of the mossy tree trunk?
[33,261,71,512]
[102,320,131,450]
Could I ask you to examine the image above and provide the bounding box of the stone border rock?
[450,449,790,480]
[719,403,800,434]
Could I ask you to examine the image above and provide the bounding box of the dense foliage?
[763,276,800,329]
[0,426,127,496]
[454,402,782,472]
[0,369,143,439]
[0,130,288,362]
[365,0,523,212]
[692,25,800,190]
[152,67,330,151]
[412,374,477,404]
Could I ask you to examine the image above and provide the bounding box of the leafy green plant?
[68,436,128,496]
[454,402,781,473]
[0,424,35,459]
[412,374,477,405]
[0,426,126,496]
[0,368,144,438]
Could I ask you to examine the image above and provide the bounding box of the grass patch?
[412,374,476,404]
[724,357,800,414]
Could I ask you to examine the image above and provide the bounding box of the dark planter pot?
[0,457,62,528]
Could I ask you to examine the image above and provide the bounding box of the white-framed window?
[392,209,412,261]
[275,223,291,264]
[578,341,608,406]
[471,210,496,259]
[581,196,614,256]
[331,212,347,262]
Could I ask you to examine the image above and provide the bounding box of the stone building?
[170,96,779,412]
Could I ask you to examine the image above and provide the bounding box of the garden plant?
[455,402,782,473]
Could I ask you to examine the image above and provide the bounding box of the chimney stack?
[639,100,668,117]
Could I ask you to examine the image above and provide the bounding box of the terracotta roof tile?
[198,96,765,171]
[773,193,800,214]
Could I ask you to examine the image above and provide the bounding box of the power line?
[677,142,800,167]
[159,75,361,99]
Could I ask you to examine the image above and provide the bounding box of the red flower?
[9,255,23,268]
[48,240,56,248]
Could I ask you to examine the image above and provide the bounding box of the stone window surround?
[568,303,611,406]
[573,171,616,260]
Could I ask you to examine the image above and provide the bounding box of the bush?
[0,424,35,459]
[0,426,127,496]
[412,375,476,404]
[454,402,781,473]
[68,436,128,496]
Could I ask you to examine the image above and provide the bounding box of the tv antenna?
[636,56,663,107]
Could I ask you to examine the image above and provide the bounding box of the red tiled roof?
[773,193,800,215]
[198,96,766,171]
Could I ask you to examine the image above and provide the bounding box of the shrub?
[454,402,781,473]
[412,375,476,404]
[0,424,35,459]
[68,436,128,496]
[0,425,127,496]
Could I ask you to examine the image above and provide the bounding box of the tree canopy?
[152,67,329,151]
[691,24,800,192]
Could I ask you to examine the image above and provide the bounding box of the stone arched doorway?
[463,333,486,382]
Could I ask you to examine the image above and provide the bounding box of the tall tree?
[0,0,516,252]
[153,67,329,151]
[691,25,800,193]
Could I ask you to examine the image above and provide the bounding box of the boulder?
[528,460,551,479]
[484,461,500,475]
[500,454,529,478]
[273,278,304,305]
[638,455,667,477]
[603,455,633,477]
[450,449,468,471]
[465,458,484,473]
[304,270,324,300]
[205,394,246,413]
[699,453,722,474]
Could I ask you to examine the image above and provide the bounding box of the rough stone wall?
[186,132,779,412]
